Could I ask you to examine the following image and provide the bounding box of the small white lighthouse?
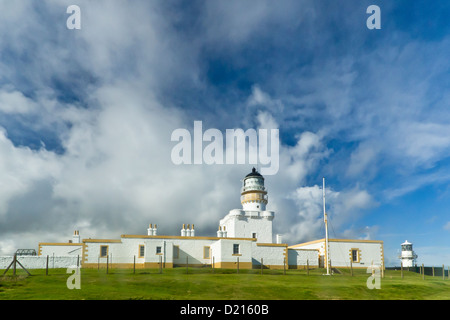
[400,240,417,268]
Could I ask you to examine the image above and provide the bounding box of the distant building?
[38,168,384,270]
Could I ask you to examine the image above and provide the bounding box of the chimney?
[72,230,80,243]
[148,224,153,236]
[190,224,195,237]
[276,234,283,244]
[217,226,223,238]
[153,224,157,236]
[186,224,191,237]
[181,224,186,237]
[222,226,227,238]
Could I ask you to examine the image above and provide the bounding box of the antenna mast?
[323,177,330,275]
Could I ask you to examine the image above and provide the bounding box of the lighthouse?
[400,240,417,268]
[218,168,275,243]
[240,167,268,211]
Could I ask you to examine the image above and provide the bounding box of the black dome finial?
[245,167,263,179]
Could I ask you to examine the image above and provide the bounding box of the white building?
[289,238,384,269]
[399,240,417,268]
[38,168,384,271]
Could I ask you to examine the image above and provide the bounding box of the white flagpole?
[323,177,330,275]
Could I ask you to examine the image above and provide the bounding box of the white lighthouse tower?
[400,240,417,268]
[240,167,268,211]
[218,168,275,243]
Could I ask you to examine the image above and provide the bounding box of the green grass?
[1,267,449,300]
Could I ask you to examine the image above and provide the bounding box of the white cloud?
[282,184,376,244]
[0,89,36,114]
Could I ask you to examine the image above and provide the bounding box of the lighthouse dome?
[245,167,264,179]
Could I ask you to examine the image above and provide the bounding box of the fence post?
[432,266,435,277]
[133,255,136,274]
[237,257,239,274]
[106,255,109,274]
[283,258,286,275]
[186,256,188,274]
[443,265,445,280]
[306,259,309,276]
[46,255,49,276]
[212,256,215,273]
[422,264,424,280]
[159,255,162,274]
[77,255,80,268]
[13,254,17,276]
[261,258,263,275]
[401,261,403,279]
[350,259,353,276]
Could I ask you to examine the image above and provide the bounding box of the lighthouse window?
[402,245,412,251]
[156,246,162,254]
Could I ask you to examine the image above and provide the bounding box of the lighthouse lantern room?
[400,240,417,268]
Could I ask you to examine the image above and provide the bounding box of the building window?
[233,244,240,255]
[351,249,360,263]
[173,245,179,259]
[139,245,145,258]
[252,232,257,239]
[203,246,210,259]
[100,245,108,258]
[156,246,162,255]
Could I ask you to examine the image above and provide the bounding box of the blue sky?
[0,1,449,267]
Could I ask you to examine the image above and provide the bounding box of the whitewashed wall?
[212,239,252,264]
[39,244,83,257]
[287,249,319,267]
[0,255,80,269]
[220,210,274,243]
[171,238,215,265]
[252,244,286,267]
[328,241,383,268]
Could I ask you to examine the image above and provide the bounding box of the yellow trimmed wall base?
[213,262,253,269]
[288,265,319,269]
[82,263,174,269]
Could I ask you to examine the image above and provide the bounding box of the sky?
[0,0,449,267]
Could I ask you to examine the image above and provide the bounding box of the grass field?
[1,267,449,300]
